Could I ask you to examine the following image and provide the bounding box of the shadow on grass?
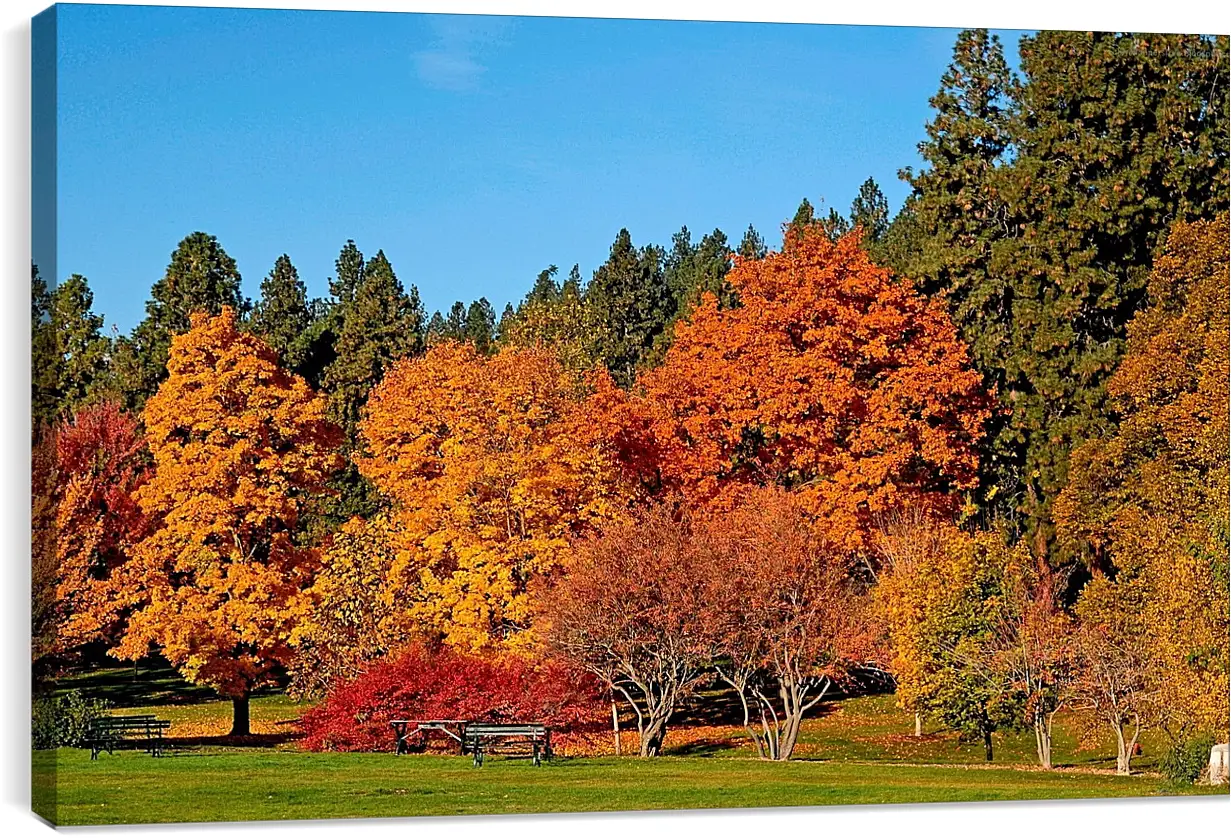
[664,739,741,758]
[53,654,281,708]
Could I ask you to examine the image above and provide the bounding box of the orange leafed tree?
[358,341,632,653]
[112,308,342,735]
[630,225,991,554]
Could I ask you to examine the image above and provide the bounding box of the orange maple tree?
[357,340,633,653]
[613,224,990,555]
[112,307,342,734]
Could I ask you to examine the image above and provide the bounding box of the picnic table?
[86,714,172,760]
[389,719,469,755]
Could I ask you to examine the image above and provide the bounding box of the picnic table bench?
[389,720,553,766]
[465,723,553,767]
[86,714,172,760]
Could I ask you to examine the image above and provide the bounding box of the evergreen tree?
[788,198,815,237]
[31,264,58,429]
[585,228,671,387]
[990,31,1229,554]
[426,311,447,345]
[527,265,560,306]
[819,207,851,241]
[899,29,1020,524]
[295,297,338,390]
[737,225,768,260]
[664,227,735,313]
[850,177,890,243]
[113,232,246,409]
[251,254,311,370]
[330,240,365,306]
[562,264,583,298]
[317,249,425,528]
[496,302,516,343]
[445,301,467,340]
[323,249,423,439]
[465,297,497,354]
[874,196,924,275]
[50,274,111,414]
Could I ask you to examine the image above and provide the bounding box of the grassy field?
[35,660,1226,825]
[34,748,1222,826]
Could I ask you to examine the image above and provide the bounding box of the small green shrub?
[1159,734,1216,784]
[32,691,111,750]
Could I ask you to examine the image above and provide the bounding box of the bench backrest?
[90,716,168,730]
[466,724,547,736]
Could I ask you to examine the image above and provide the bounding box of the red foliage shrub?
[298,644,608,752]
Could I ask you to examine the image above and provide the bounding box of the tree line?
[32,30,1228,772]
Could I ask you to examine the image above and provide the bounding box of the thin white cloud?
[414,49,485,91]
[413,15,512,92]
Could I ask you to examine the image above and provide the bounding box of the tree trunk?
[1034,716,1052,770]
[914,712,923,738]
[230,694,251,737]
[640,718,667,757]
[611,701,621,757]
[1114,724,1130,775]
[983,728,994,762]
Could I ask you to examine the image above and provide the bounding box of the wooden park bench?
[464,723,553,767]
[86,714,172,760]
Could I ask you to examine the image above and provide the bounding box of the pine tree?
[585,229,671,387]
[496,302,516,343]
[465,297,497,354]
[819,207,851,241]
[113,232,247,409]
[426,311,448,345]
[990,31,1229,554]
[251,254,311,370]
[850,177,890,244]
[295,297,340,390]
[899,28,1020,523]
[31,263,58,429]
[330,240,365,306]
[562,264,583,298]
[737,225,768,260]
[445,301,467,340]
[323,249,423,439]
[788,198,815,238]
[527,265,560,306]
[51,274,111,414]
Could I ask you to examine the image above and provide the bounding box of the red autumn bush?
[297,644,607,752]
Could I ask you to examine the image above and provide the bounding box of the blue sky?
[45,4,1025,334]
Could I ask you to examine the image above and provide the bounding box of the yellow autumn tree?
[358,341,632,652]
[287,514,417,698]
[1059,214,1230,743]
[112,307,342,734]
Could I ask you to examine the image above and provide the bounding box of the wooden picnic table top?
[389,719,469,725]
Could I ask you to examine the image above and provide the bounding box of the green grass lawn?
[36,661,1226,825]
[33,748,1222,826]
